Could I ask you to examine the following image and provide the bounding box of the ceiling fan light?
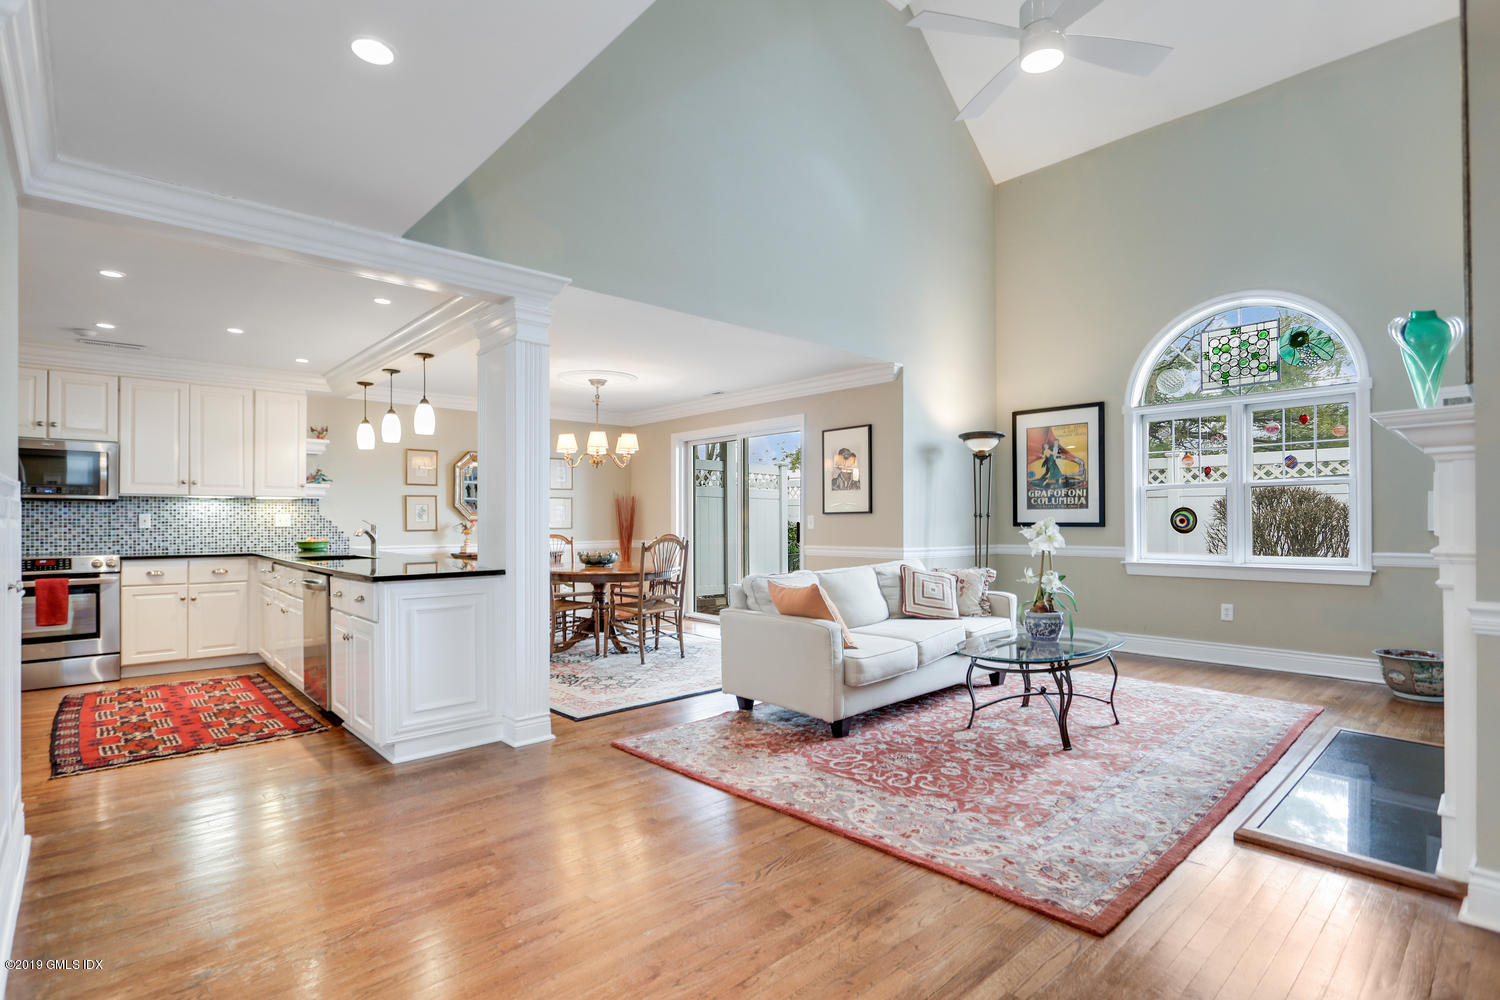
[1020,20,1066,74]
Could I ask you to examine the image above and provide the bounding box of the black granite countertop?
[118,550,504,583]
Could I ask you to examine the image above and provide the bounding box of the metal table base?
[964,653,1120,751]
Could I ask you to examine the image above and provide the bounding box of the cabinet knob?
[179,480,187,486]
[333,590,343,598]
[178,595,187,602]
[190,596,198,602]
[33,420,42,427]
[48,421,57,427]
[212,568,229,575]
[264,601,272,607]
[146,570,165,577]
[353,595,365,603]
[191,480,198,486]
[6,581,22,593]
[280,607,289,615]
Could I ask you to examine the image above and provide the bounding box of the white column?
[1374,404,1476,885]
[477,299,555,747]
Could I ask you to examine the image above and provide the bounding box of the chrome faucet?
[356,521,379,558]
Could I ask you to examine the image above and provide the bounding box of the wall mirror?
[453,451,479,520]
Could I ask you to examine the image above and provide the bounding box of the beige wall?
[547,418,632,547]
[0,112,15,472]
[1467,3,1500,871]
[992,23,1463,658]
[625,379,903,569]
[307,395,478,552]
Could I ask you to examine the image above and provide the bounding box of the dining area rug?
[551,633,722,720]
[50,674,327,777]
[613,673,1320,934]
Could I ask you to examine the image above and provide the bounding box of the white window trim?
[1123,290,1374,585]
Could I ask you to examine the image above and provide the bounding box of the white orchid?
[1020,517,1077,634]
[1019,516,1067,556]
[1020,566,1039,587]
[1041,569,1064,592]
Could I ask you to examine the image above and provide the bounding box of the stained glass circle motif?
[1170,507,1198,534]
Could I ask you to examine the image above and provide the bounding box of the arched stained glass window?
[1126,292,1372,584]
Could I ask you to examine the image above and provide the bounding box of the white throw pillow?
[942,567,998,616]
[899,565,959,620]
[874,559,925,618]
[742,571,818,614]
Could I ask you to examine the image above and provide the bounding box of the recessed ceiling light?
[373,297,391,305]
[351,37,395,66]
[95,322,116,330]
[226,327,245,335]
[98,269,126,279]
[295,358,310,365]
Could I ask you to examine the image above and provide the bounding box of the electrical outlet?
[274,512,292,528]
[1220,603,1234,622]
[137,513,151,529]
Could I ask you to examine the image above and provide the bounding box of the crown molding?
[628,362,902,427]
[19,342,329,393]
[0,0,52,188]
[323,296,495,397]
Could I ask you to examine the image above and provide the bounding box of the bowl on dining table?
[577,550,620,567]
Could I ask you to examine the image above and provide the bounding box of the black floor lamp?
[959,431,1006,569]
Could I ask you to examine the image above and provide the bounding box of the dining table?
[551,563,674,655]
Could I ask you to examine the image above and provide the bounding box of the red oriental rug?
[50,674,326,777]
[614,673,1320,935]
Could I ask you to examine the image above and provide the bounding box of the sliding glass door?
[686,428,801,616]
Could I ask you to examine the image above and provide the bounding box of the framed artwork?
[548,496,574,530]
[549,458,573,491]
[405,449,439,486]
[1012,401,1106,527]
[822,424,872,515]
[403,494,438,532]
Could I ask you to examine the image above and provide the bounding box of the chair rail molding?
[1373,403,1476,894]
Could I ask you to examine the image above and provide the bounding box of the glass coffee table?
[960,628,1125,750]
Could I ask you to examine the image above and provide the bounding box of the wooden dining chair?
[549,534,595,655]
[610,534,689,663]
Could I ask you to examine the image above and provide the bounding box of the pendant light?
[381,368,402,443]
[412,352,436,436]
[356,381,376,450]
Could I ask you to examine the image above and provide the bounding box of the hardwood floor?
[7,655,1498,999]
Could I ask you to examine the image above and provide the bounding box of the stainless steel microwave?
[18,438,120,500]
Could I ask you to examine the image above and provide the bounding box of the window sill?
[1123,561,1374,586]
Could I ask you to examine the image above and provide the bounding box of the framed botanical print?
[405,449,439,486]
[822,424,872,515]
[549,458,573,491]
[403,494,438,532]
[548,496,574,530]
[1012,402,1105,527]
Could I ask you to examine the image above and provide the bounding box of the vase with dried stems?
[615,495,637,564]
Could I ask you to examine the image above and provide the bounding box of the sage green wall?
[406,0,995,556]
[1467,3,1500,872]
[993,23,1463,658]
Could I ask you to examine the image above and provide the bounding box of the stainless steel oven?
[18,438,120,500]
[21,554,122,690]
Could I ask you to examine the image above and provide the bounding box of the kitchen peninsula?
[118,550,506,764]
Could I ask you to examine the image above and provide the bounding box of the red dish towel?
[34,577,70,627]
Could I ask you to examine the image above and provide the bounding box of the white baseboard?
[500,713,555,748]
[1459,864,1500,934]
[121,653,264,680]
[0,792,31,992]
[1117,632,1383,684]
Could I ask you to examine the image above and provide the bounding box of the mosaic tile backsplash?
[22,497,350,557]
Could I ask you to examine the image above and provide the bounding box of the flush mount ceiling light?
[94,322,115,330]
[351,37,395,66]
[356,380,376,451]
[226,327,244,335]
[412,352,436,436]
[373,297,392,306]
[907,0,1172,120]
[381,368,402,443]
[295,358,310,365]
[556,378,638,469]
[98,269,125,279]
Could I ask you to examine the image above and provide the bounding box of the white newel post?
[1374,404,1476,886]
[477,299,555,748]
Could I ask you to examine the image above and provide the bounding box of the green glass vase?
[1388,310,1465,409]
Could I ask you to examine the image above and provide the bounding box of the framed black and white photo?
[1012,401,1105,527]
[548,458,573,491]
[822,424,872,515]
[403,494,438,532]
[548,496,574,530]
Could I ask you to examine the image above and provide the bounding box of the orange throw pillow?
[767,581,857,649]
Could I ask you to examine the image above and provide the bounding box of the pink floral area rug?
[613,673,1320,934]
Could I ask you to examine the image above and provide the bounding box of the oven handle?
[20,575,120,588]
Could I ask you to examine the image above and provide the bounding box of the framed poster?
[1012,402,1105,527]
[822,424,872,515]
[549,458,573,491]
[403,494,438,532]
[405,449,438,486]
[549,496,574,530]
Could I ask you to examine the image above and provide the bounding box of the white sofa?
[720,560,1018,736]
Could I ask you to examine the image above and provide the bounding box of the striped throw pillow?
[899,565,959,620]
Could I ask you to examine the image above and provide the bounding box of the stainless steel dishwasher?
[299,572,332,712]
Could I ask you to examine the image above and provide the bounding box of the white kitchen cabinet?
[278,593,305,688]
[254,390,307,497]
[331,609,377,741]
[47,369,118,441]
[121,585,190,665]
[17,366,46,434]
[189,385,254,496]
[257,584,279,666]
[330,610,353,720]
[120,378,190,496]
[187,582,249,658]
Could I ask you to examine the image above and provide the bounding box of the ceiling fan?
[907,0,1173,120]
